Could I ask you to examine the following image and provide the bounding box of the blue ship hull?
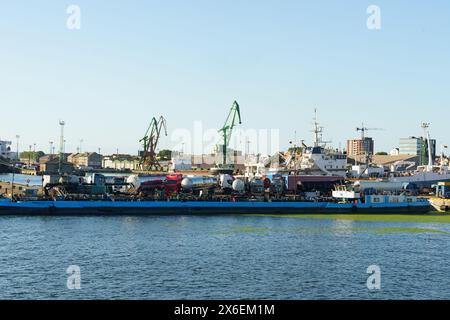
[0,199,432,215]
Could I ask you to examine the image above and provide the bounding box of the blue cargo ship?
[0,196,431,215]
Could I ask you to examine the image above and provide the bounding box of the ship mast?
[312,108,330,148]
[312,109,320,147]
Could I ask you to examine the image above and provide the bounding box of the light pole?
[29,145,32,167]
[11,135,20,201]
[294,130,297,147]
[59,120,65,175]
[33,143,36,165]
[79,139,83,153]
[245,139,251,162]
[49,141,54,155]
[15,135,20,161]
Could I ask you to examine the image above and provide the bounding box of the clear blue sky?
[1,1,449,155]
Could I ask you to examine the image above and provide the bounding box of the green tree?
[20,151,45,161]
[375,152,388,156]
[157,149,172,160]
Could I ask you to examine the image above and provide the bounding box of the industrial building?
[347,154,419,167]
[39,155,75,174]
[0,140,14,159]
[68,152,103,169]
[102,155,141,170]
[399,137,436,166]
[346,137,375,157]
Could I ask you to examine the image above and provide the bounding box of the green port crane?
[139,116,168,171]
[217,101,242,167]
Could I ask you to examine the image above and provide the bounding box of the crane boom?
[356,123,383,140]
[217,101,242,167]
[140,116,168,170]
[219,101,242,148]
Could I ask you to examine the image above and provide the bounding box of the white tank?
[181,176,217,190]
[219,174,234,189]
[354,181,407,192]
[126,174,167,190]
[126,175,141,190]
[232,179,245,193]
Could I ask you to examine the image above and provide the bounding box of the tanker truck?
[181,176,217,196]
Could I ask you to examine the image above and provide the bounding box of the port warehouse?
[0,151,420,176]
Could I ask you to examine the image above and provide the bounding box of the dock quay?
[0,181,42,199]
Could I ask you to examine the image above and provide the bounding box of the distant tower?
[421,122,434,169]
[59,120,65,175]
[15,135,20,160]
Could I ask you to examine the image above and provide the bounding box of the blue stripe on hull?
[0,200,430,208]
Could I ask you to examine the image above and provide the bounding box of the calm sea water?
[1,214,449,300]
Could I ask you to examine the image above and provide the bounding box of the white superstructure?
[298,110,347,177]
[0,140,14,159]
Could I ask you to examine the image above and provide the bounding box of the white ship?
[389,123,450,188]
[296,110,347,177]
[244,110,348,178]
